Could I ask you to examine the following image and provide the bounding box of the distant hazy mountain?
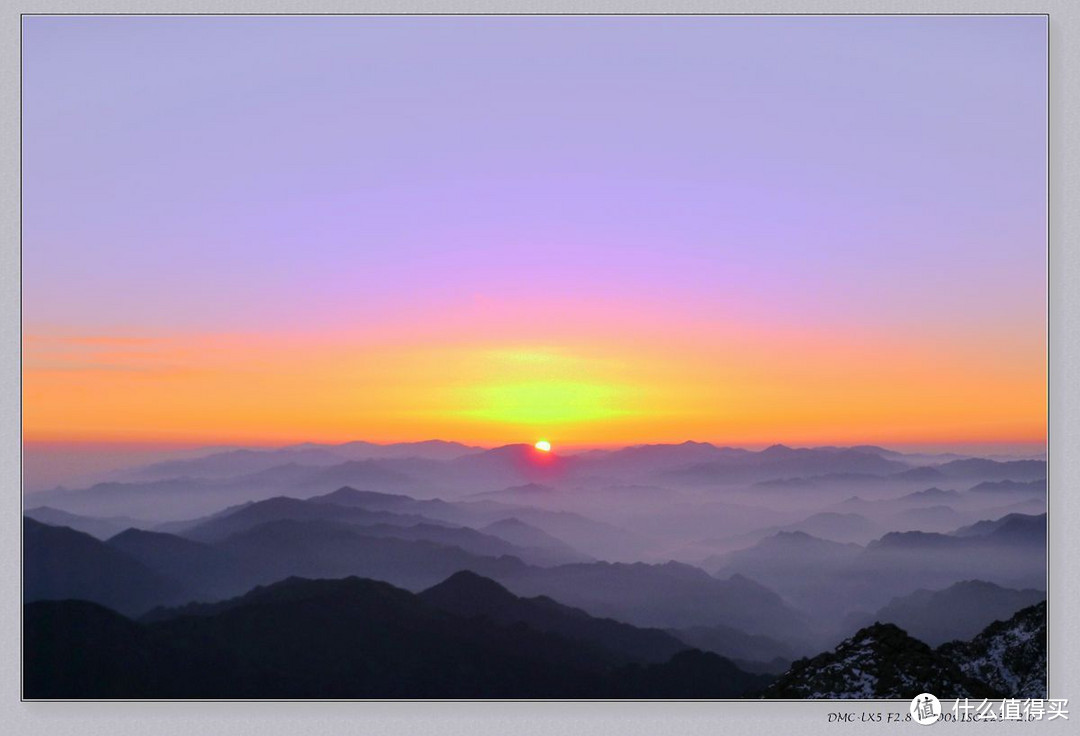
[935,459,1046,482]
[939,602,1046,699]
[786,512,880,542]
[496,561,813,645]
[950,513,1046,539]
[967,479,1046,494]
[28,477,231,521]
[981,497,1047,520]
[306,486,463,518]
[216,518,528,592]
[690,510,875,558]
[575,441,750,478]
[25,463,427,521]
[753,473,891,491]
[426,444,574,491]
[843,521,1045,612]
[127,447,350,479]
[761,512,881,546]
[184,512,805,641]
[155,483,631,565]
[289,439,485,461]
[891,466,948,482]
[105,528,250,602]
[30,509,553,614]
[663,446,909,486]
[169,491,588,568]
[290,460,419,493]
[305,487,604,563]
[481,516,569,549]
[25,576,770,699]
[24,518,182,616]
[897,487,963,503]
[861,581,1045,646]
[761,622,1000,699]
[29,442,1046,529]
[470,482,559,501]
[126,440,482,480]
[179,495,444,543]
[478,518,592,564]
[420,571,687,664]
[706,512,1046,626]
[667,622,799,665]
[710,530,864,580]
[24,506,146,540]
[890,504,969,533]
[708,531,865,618]
[824,489,972,524]
[466,504,655,563]
[329,521,567,566]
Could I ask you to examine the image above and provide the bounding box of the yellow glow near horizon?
[534,440,552,452]
[21,326,1047,449]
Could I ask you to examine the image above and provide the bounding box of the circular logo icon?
[910,693,942,725]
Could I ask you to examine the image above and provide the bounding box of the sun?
[534,440,552,453]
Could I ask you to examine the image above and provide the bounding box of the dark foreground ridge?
[24,574,772,699]
[24,570,1046,700]
[761,602,1046,699]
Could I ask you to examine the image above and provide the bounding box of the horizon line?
[20,435,1049,455]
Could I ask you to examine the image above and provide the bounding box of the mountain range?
[25,570,1045,700]
[763,602,1046,699]
[24,574,771,699]
[22,439,1048,699]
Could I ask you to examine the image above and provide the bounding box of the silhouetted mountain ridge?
[25,574,771,699]
[420,570,688,664]
[763,602,1046,699]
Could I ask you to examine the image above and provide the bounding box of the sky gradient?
[22,16,1047,450]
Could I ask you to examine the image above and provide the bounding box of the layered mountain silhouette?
[849,580,1045,646]
[23,440,1049,699]
[666,622,797,669]
[951,512,1046,539]
[25,510,808,646]
[662,446,911,486]
[308,486,647,562]
[968,479,1046,495]
[479,517,588,561]
[898,487,962,503]
[709,515,1046,627]
[106,528,250,602]
[419,570,687,664]
[25,506,145,540]
[33,442,1047,521]
[497,562,812,642]
[935,459,1045,481]
[24,518,183,616]
[123,441,482,481]
[25,574,771,699]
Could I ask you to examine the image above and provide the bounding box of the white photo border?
[2,2,1075,734]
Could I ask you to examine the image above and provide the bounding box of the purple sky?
[24,16,1046,336]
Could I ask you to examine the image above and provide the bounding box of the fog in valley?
[23,440,1047,698]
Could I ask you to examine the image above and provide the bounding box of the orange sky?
[23,317,1047,450]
